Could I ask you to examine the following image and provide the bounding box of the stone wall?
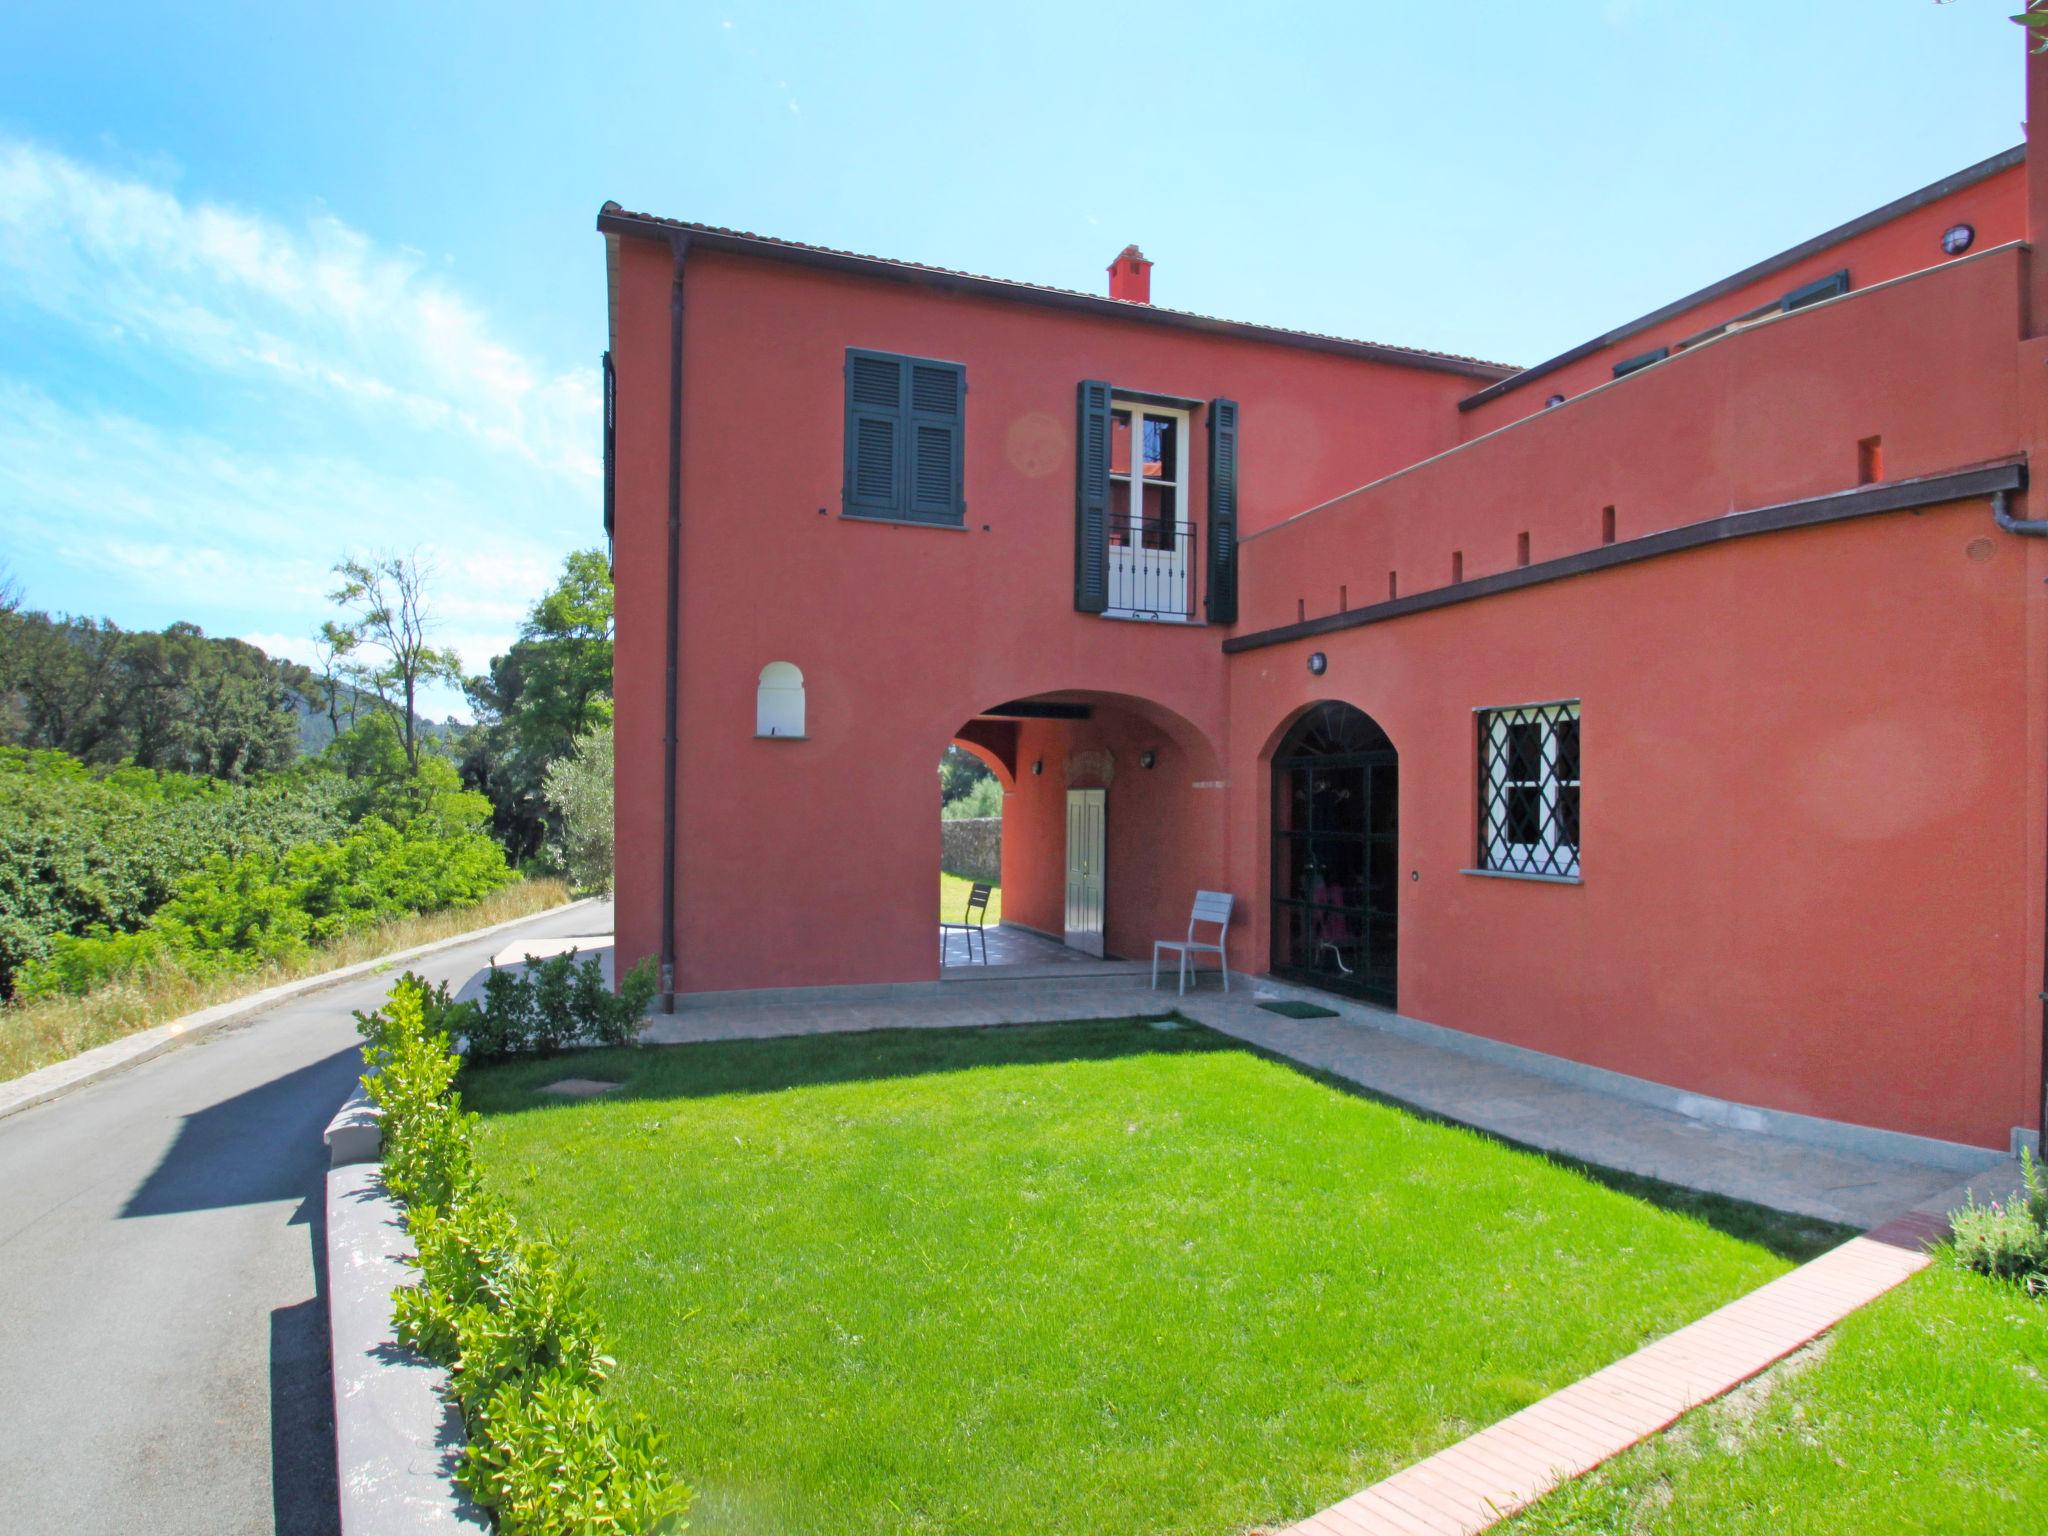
[939,817,1001,884]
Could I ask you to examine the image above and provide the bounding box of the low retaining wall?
[940,816,1001,883]
[323,1092,487,1533]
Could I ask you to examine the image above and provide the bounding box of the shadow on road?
[120,1046,363,1219]
[271,1289,340,1536]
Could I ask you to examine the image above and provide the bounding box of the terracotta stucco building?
[598,42,2048,1158]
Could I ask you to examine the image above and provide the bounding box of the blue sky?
[0,2,2023,715]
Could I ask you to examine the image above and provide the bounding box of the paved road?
[0,899,612,1535]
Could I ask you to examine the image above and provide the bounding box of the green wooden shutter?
[905,359,966,522]
[1205,396,1239,624]
[845,349,905,516]
[1075,380,1112,613]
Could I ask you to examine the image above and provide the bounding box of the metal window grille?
[1478,701,1580,877]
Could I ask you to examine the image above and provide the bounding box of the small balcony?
[1105,515,1197,621]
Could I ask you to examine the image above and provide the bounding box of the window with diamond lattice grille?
[1477,702,1580,877]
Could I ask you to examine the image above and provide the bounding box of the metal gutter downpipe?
[1999,485,2048,1143]
[659,232,690,1013]
[1993,487,2048,536]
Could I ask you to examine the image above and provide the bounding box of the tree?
[328,552,462,768]
[460,550,615,863]
[939,744,995,806]
[542,721,614,894]
[310,621,361,739]
[0,610,299,780]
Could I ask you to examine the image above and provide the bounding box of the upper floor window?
[1478,701,1580,878]
[1106,401,1191,618]
[843,348,965,526]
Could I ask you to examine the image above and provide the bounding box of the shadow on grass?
[461,1013,1852,1265]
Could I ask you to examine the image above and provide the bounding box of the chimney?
[1108,244,1153,304]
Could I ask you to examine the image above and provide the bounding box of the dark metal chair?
[940,882,993,965]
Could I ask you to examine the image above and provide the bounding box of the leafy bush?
[359,973,688,1533]
[466,1372,690,1536]
[541,721,614,895]
[1949,1148,2048,1297]
[0,747,345,996]
[469,951,659,1061]
[16,767,515,999]
[941,773,1003,820]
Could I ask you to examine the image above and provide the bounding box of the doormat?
[1257,999,1340,1019]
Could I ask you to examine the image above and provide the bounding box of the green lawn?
[939,868,1003,927]
[1499,1261,2048,1534]
[464,1019,1835,1536]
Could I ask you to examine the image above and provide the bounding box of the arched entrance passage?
[1270,701,1398,1006]
[936,688,1225,969]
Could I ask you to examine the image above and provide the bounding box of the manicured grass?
[0,878,572,1083]
[465,1019,1817,1536]
[1499,1261,2048,1534]
[939,867,1003,927]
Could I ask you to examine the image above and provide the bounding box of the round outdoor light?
[1942,222,1975,256]
[1030,759,1043,776]
[1307,651,1328,676]
[1139,750,1157,769]
[1545,393,1566,408]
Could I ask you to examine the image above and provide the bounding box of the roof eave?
[594,204,1515,381]
[1456,142,2027,413]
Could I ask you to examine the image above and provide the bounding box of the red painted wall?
[607,104,2048,1151]
[1233,247,2038,1149]
[610,243,1474,997]
[1461,160,2024,433]
[994,705,1227,963]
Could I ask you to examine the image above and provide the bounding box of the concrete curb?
[0,896,600,1125]
[327,1157,488,1534]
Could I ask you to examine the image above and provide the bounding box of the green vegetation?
[1499,1262,2048,1534]
[0,605,311,776]
[542,721,613,895]
[941,774,1001,819]
[463,1019,1814,1536]
[8,715,514,1002]
[461,550,615,867]
[0,744,346,997]
[0,880,566,1083]
[1948,1147,2048,1295]
[939,868,1003,927]
[468,947,658,1059]
[357,975,687,1534]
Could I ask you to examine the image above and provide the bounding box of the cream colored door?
[1064,789,1106,957]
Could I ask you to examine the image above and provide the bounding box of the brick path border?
[1272,1210,1946,1536]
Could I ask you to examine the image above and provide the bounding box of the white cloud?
[0,141,601,722]
[0,379,575,713]
[0,140,599,482]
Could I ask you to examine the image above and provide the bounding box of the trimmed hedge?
[356,974,689,1534]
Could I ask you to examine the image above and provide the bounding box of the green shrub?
[0,747,345,996]
[15,781,516,999]
[465,1372,689,1536]
[468,952,658,1061]
[1948,1148,2048,1297]
[358,976,483,1213]
[360,973,689,1533]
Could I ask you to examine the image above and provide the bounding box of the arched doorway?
[1270,702,1398,1006]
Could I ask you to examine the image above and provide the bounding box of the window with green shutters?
[843,348,966,525]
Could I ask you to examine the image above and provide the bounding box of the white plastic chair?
[1152,890,1233,995]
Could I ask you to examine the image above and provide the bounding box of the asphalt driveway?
[0,899,611,1535]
